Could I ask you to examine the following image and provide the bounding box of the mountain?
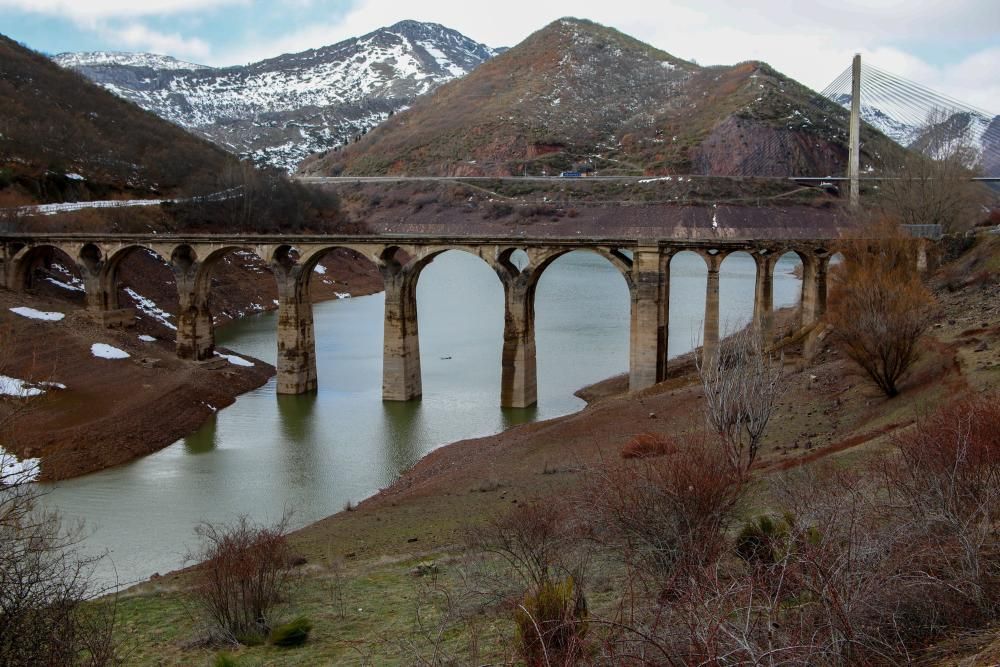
[54,21,499,172]
[831,95,999,176]
[300,18,905,178]
[0,34,234,206]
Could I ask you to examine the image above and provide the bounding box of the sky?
[1,0,998,111]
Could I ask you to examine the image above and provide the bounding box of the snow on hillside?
[54,51,208,71]
[54,21,498,172]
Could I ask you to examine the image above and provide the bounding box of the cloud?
[0,0,248,24]
[104,22,212,61]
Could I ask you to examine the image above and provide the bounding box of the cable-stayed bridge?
[820,60,999,176]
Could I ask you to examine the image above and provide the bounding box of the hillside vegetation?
[301,18,907,178]
[0,35,235,207]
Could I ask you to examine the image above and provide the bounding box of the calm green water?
[42,251,802,587]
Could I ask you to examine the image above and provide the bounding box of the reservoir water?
[42,250,803,587]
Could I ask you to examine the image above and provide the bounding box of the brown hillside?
[0,34,235,206]
[301,18,906,178]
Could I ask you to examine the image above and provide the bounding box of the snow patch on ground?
[335,292,351,299]
[216,352,254,367]
[313,264,327,275]
[138,335,157,342]
[45,277,86,292]
[0,375,43,398]
[1,447,40,484]
[10,307,65,321]
[91,343,130,360]
[125,288,177,330]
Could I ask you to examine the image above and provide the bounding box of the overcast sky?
[2,0,997,110]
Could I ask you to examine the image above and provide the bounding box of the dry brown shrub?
[187,514,294,645]
[588,433,744,592]
[828,217,935,397]
[620,432,677,459]
[886,394,1000,615]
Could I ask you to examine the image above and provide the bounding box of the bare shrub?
[695,324,785,475]
[467,500,584,594]
[828,218,935,397]
[620,432,676,459]
[587,434,744,592]
[187,513,294,645]
[885,394,1000,615]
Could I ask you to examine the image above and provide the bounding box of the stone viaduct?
[0,234,837,408]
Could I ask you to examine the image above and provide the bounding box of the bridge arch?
[525,246,635,293]
[103,244,171,312]
[530,248,634,405]
[11,243,85,296]
[718,250,758,335]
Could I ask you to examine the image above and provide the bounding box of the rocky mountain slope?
[0,35,234,206]
[300,18,905,178]
[54,21,498,171]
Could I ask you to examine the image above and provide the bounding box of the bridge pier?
[501,278,537,408]
[702,252,724,366]
[172,250,215,361]
[629,247,669,391]
[802,255,829,358]
[274,266,317,395]
[753,252,778,340]
[382,270,422,401]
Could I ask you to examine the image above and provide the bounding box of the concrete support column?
[173,263,215,361]
[79,264,107,313]
[501,279,537,408]
[274,268,317,395]
[702,252,723,367]
[753,253,777,340]
[382,270,422,402]
[800,254,830,330]
[629,247,669,392]
[801,254,830,359]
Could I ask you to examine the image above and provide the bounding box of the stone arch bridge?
[0,234,840,408]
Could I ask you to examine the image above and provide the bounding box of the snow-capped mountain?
[54,21,498,171]
[832,93,999,174]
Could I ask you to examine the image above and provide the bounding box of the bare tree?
[0,330,120,666]
[827,218,935,397]
[695,324,785,476]
[877,109,991,234]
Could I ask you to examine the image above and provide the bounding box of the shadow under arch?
[104,244,173,311]
[297,244,387,296]
[12,244,84,293]
[193,245,274,299]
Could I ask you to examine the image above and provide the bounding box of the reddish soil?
[289,279,999,563]
[1,248,384,481]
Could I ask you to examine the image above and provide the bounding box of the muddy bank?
[0,244,386,481]
[0,289,272,481]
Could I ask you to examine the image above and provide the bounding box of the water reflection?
[276,392,317,442]
[183,414,218,455]
[42,251,804,587]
